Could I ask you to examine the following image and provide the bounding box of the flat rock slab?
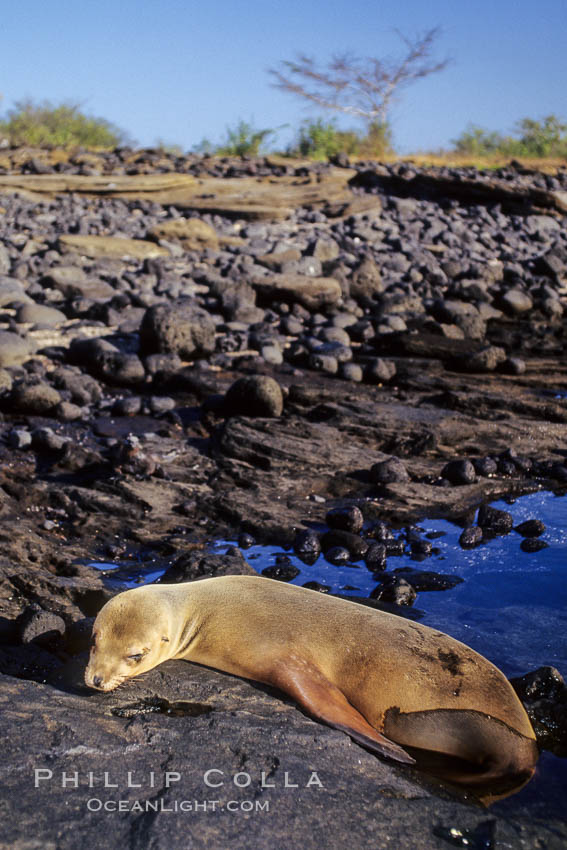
[2,663,565,850]
[251,274,342,310]
[58,235,170,260]
[350,168,567,214]
[0,172,381,221]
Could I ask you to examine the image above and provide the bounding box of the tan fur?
[85,575,538,797]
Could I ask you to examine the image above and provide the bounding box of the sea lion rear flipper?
[269,659,415,765]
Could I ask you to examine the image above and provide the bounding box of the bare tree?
[269,28,449,127]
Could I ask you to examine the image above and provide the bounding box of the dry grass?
[383,152,567,173]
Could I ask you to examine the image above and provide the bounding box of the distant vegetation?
[451,115,567,160]
[193,119,283,157]
[0,99,130,148]
[288,118,393,160]
[0,96,564,168]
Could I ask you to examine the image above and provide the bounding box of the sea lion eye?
[127,653,144,662]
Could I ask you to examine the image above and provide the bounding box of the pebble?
[477,504,514,534]
[366,521,394,542]
[339,362,363,382]
[371,576,416,606]
[140,301,216,359]
[0,330,32,367]
[293,529,321,564]
[364,358,396,383]
[7,428,32,449]
[441,458,477,485]
[17,606,66,648]
[11,381,62,414]
[370,457,409,484]
[459,526,483,548]
[515,519,546,538]
[364,543,387,571]
[325,505,364,534]
[324,546,352,566]
[520,538,549,553]
[392,568,464,591]
[321,530,369,559]
[472,457,498,477]
[113,396,142,416]
[237,532,256,549]
[262,563,300,581]
[224,375,284,418]
[302,581,331,593]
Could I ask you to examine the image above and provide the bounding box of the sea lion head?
[85,588,173,692]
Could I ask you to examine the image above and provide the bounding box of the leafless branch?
[268,28,450,126]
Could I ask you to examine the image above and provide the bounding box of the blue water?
[211,490,567,678]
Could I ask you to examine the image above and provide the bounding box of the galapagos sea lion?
[85,575,538,798]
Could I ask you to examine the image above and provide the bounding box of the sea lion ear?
[161,636,169,642]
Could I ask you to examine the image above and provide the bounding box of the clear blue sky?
[2,0,566,153]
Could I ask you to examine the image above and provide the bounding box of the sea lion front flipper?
[269,658,415,765]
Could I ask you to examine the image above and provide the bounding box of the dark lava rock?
[10,380,61,414]
[160,547,256,582]
[459,526,483,548]
[140,300,215,359]
[385,539,406,556]
[32,426,66,452]
[320,530,368,559]
[112,396,142,416]
[7,427,32,449]
[497,458,517,476]
[324,546,352,566]
[302,580,331,592]
[510,666,567,756]
[515,518,546,538]
[466,345,507,373]
[369,457,409,484]
[144,352,183,376]
[366,521,395,542]
[371,576,416,607]
[520,538,549,553]
[392,568,464,592]
[364,543,387,571]
[441,459,476,485]
[68,338,145,386]
[472,457,498,477]
[223,375,284,417]
[410,539,433,559]
[501,356,527,375]
[349,256,384,304]
[340,362,363,382]
[237,531,256,549]
[262,562,300,581]
[477,504,514,534]
[293,529,321,564]
[17,605,66,648]
[325,505,364,534]
[364,358,397,384]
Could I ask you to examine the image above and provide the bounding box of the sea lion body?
[85,575,538,798]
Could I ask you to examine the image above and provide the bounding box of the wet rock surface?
[0,149,566,847]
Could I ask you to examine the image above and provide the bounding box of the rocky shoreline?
[0,148,566,848]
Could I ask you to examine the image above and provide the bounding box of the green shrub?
[289,118,394,160]
[0,99,130,149]
[513,115,567,157]
[214,120,277,157]
[452,115,567,159]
